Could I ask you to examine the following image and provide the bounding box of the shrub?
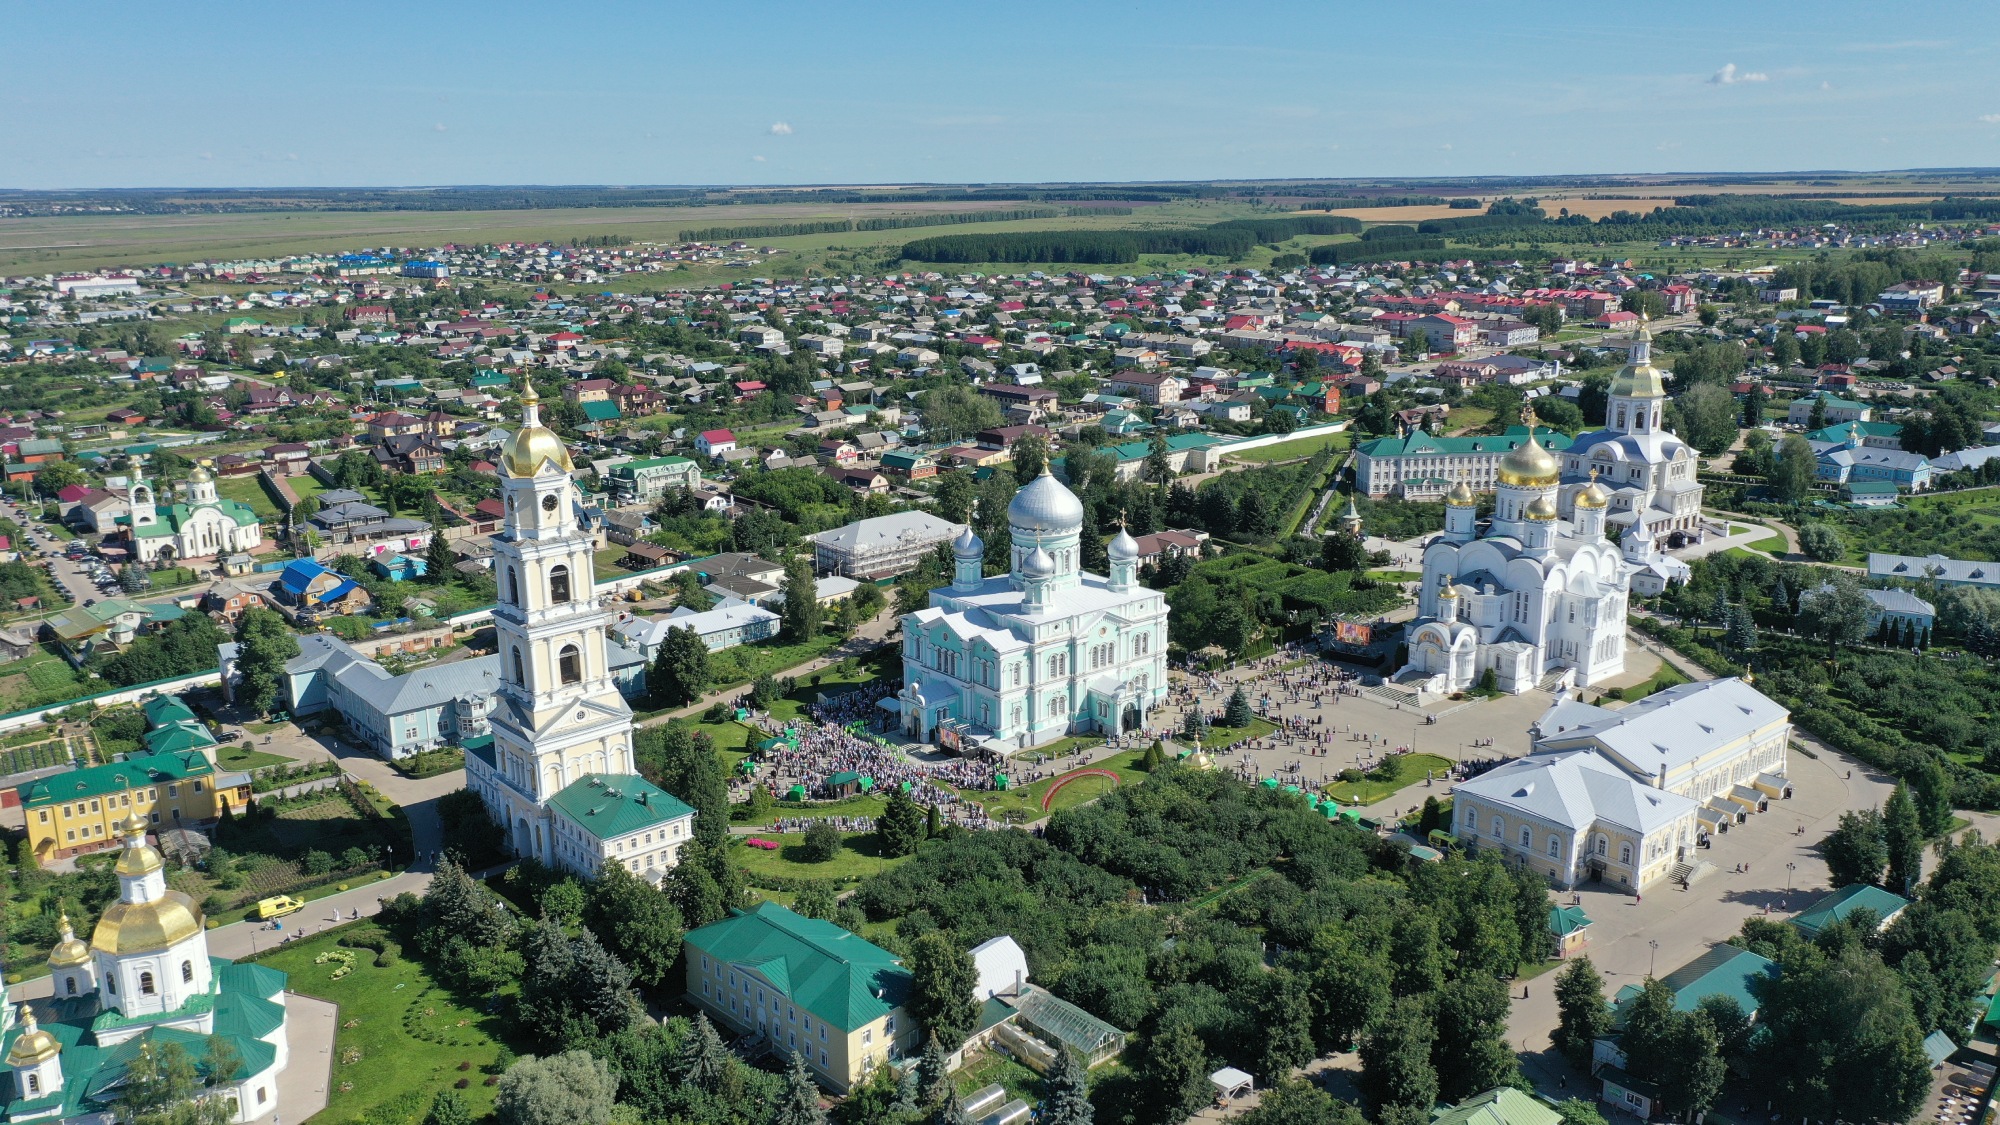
[797,821,843,863]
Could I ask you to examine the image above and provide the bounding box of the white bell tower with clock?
[484,382,637,864]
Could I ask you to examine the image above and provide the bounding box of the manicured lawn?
[1368,569,1422,582]
[213,475,282,520]
[962,746,1143,823]
[287,474,330,504]
[737,792,888,826]
[214,743,291,771]
[1194,716,1278,749]
[592,545,631,582]
[252,924,519,1125]
[732,830,909,883]
[1321,752,1455,807]
[1228,431,1352,463]
[1746,534,1788,553]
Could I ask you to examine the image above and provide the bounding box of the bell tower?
[486,381,636,864]
[128,462,156,529]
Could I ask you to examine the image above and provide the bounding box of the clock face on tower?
[542,493,559,512]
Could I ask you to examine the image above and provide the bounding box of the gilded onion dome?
[1524,495,1559,521]
[1576,469,1612,510]
[1437,576,1460,599]
[499,381,576,478]
[6,1007,58,1067]
[1497,424,1560,487]
[1607,314,1666,399]
[47,913,89,968]
[1445,480,1476,506]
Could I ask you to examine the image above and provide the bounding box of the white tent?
[970,934,1030,1000]
[1209,1067,1254,1100]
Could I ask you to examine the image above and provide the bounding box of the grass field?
[212,475,282,520]
[0,646,94,713]
[732,830,908,883]
[962,745,1139,823]
[253,925,517,1125]
[1322,752,1455,807]
[1228,430,1352,463]
[214,743,291,771]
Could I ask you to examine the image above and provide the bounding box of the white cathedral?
[461,383,697,883]
[896,469,1169,751]
[1404,362,1694,697]
[2,815,291,1122]
[1556,316,1707,551]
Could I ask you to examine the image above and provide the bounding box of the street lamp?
[1648,939,1660,977]
[1786,862,1796,890]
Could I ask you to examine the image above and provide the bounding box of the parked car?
[216,731,243,743]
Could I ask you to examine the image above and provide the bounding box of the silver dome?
[1008,469,1085,535]
[1023,545,1056,578]
[953,526,983,556]
[1108,527,1139,562]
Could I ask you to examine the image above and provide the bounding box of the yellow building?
[683,901,918,1093]
[16,747,247,865]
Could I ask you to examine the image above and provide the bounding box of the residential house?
[695,429,737,458]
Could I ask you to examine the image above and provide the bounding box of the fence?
[0,667,223,736]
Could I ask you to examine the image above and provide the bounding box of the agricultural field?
[0,647,96,714]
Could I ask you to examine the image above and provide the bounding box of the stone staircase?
[1364,682,1421,709]
[1537,669,1570,693]
[1667,859,1718,888]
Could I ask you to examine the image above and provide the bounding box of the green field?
[0,646,95,712]
[732,830,909,883]
[214,743,291,771]
[213,475,282,520]
[252,925,518,1125]
[1322,752,1455,807]
[1227,430,1353,463]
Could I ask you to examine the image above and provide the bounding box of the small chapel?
[1,813,290,1123]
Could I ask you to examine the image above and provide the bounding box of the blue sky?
[6,1,1996,189]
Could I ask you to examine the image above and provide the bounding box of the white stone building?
[1556,319,1707,546]
[894,470,1168,751]
[127,463,264,564]
[1406,413,1684,697]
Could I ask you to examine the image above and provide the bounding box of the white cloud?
[197,151,213,160]
[768,122,793,135]
[1821,81,1832,90]
[1980,114,2000,124]
[1656,141,1682,152]
[286,153,299,161]
[1707,63,1768,85]
[751,155,767,162]
[1439,143,1453,151]
[434,122,447,132]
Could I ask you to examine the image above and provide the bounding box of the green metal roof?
[1611,945,1777,1023]
[1429,1087,1563,1125]
[1356,425,1571,459]
[546,773,694,841]
[612,455,695,478]
[1806,420,1900,443]
[1548,904,1593,938]
[581,399,623,422]
[18,747,215,808]
[140,695,196,726]
[684,901,912,1032]
[1789,883,1909,938]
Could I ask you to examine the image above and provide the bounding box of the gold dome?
[188,463,212,483]
[1608,315,1666,399]
[113,814,162,877]
[500,380,576,478]
[1445,481,1476,506]
[1437,576,1460,598]
[1497,430,1560,487]
[47,914,89,968]
[1576,470,1612,510]
[92,890,203,955]
[1525,495,1559,521]
[6,1007,59,1067]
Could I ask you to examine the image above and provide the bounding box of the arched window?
[1547,836,1560,858]
[512,647,526,686]
[27,1074,39,1094]
[1619,843,1632,865]
[139,971,156,996]
[106,977,116,995]
[64,976,76,996]
[549,564,572,604]
[505,567,518,606]
[1519,827,1531,848]
[559,645,582,685]
[181,961,193,984]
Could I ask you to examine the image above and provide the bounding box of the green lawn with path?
[212,475,282,520]
[1194,716,1278,749]
[251,923,520,1125]
[214,743,291,771]
[1321,752,1454,807]
[961,745,1150,823]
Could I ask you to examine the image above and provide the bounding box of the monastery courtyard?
[1111,644,1899,1099]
